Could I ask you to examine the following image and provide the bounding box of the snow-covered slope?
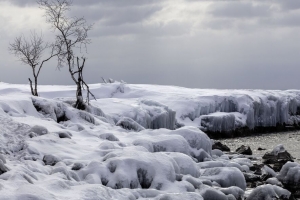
[0,82,299,199]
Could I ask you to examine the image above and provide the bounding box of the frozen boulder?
[116,117,145,132]
[201,167,246,190]
[43,155,61,166]
[134,126,212,162]
[29,125,48,136]
[219,186,245,200]
[277,161,300,196]
[263,144,293,171]
[79,149,182,190]
[165,152,200,178]
[235,145,252,155]
[212,141,230,152]
[133,134,190,155]
[32,97,69,122]
[247,184,291,200]
[0,160,9,174]
[99,133,119,142]
[154,193,203,200]
[212,149,223,157]
[58,131,72,139]
[72,163,85,171]
[266,178,283,187]
[198,184,229,200]
[172,127,212,160]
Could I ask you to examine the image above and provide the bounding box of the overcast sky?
[0,0,300,89]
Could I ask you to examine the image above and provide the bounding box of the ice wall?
[96,99,176,131]
[92,84,300,133]
[179,93,300,133]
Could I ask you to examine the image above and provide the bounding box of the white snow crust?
[1,82,300,199]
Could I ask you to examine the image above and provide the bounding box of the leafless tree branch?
[37,0,95,109]
[9,31,60,96]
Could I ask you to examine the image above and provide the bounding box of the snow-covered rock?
[247,184,291,200]
[277,161,300,187]
[200,167,247,190]
[116,117,145,132]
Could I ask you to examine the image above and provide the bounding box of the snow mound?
[277,161,300,186]
[247,184,291,200]
[116,117,145,132]
[79,149,180,190]
[200,167,247,190]
[152,193,203,200]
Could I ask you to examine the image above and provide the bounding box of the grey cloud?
[260,11,300,28]
[72,4,162,26]
[5,0,158,7]
[208,1,271,18]
[91,20,193,38]
[2,0,35,6]
[276,0,300,11]
[2,0,300,90]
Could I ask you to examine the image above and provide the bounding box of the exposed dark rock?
[137,168,153,189]
[236,145,252,155]
[243,172,261,182]
[71,163,84,171]
[57,114,69,123]
[212,141,231,152]
[58,132,72,139]
[258,147,266,151]
[176,174,183,181]
[260,173,273,182]
[250,164,264,175]
[262,145,293,172]
[0,160,9,175]
[43,155,60,166]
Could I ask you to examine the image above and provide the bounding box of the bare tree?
[38,0,95,110]
[9,32,60,96]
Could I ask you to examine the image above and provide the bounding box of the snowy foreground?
[0,82,300,199]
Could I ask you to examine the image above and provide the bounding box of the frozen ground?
[0,82,300,199]
[222,130,300,162]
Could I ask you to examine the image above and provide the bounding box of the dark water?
[221,130,300,161]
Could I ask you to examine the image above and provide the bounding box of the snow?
[277,161,300,186]
[200,167,247,190]
[1,82,300,199]
[247,184,291,200]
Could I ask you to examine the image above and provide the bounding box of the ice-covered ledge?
[86,83,300,137]
[2,82,300,137]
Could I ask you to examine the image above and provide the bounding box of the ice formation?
[83,82,300,134]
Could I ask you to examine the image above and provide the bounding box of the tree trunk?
[34,77,38,96]
[28,78,35,96]
[74,81,85,110]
